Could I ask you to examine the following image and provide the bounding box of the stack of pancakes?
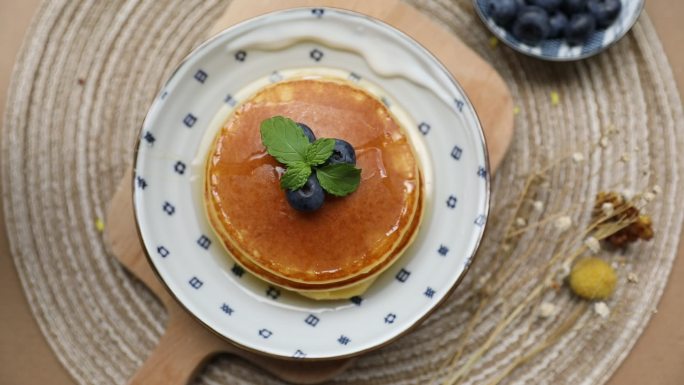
[204,78,423,299]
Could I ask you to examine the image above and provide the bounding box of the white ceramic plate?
[133,7,489,360]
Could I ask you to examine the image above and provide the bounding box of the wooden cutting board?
[104,0,514,384]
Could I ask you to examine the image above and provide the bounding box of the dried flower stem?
[484,303,588,385]
[505,211,568,238]
[432,299,488,383]
[445,284,546,385]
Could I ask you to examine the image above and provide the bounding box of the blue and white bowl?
[473,0,644,61]
[133,7,489,360]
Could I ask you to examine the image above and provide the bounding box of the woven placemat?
[3,1,683,384]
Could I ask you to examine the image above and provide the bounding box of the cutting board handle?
[127,309,224,385]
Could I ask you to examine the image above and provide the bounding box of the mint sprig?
[260,116,361,195]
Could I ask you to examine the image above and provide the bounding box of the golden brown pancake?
[204,78,423,298]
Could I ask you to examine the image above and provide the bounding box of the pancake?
[204,78,423,299]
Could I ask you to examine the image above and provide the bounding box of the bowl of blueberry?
[474,0,644,61]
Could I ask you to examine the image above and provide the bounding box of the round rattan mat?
[3,0,684,384]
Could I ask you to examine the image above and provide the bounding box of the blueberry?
[326,139,356,166]
[529,0,562,12]
[564,13,597,45]
[512,7,551,45]
[486,0,519,27]
[562,0,588,14]
[519,5,547,15]
[296,122,316,143]
[286,173,325,212]
[548,11,568,38]
[587,0,621,28]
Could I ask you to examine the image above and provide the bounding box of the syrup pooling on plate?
[205,78,423,288]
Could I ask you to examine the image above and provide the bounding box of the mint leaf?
[260,116,310,166]
[316,163,361,197]
[280,164,311,190]
[260,116,363,197]
[305,138,335,166]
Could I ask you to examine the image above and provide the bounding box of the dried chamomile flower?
[621,189,634,201]
[539,302,558,318]
[593,191,625,218]
[627,272,639,283]
[601,202,614,216]
[554,216,572,232]
[642,192,655,203]
[593,302,610,318]
[572,152,585,163]
[569,257,617,300]
[532,200,544,212]
[584,237,601,253]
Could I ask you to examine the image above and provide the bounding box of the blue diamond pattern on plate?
[454,98,464,112]
[311,8,324,17]
[174,161,186,175]
[418,122,430,135]
[143,131,155,144]
[189,276,203,289]
[157,246,169,258]
[194,69,208,83]
[348,72,361,82]
[395,268,411,282]
[310,48,324,61]
[258,328,272,338]
[235,50,247,62]
[438,245,449,256]
[136,176,147,189]
[266,286,280,300]
[338,335,350,345]
[446,195,458,209]
[162,201,175,215]
[224,94,237,106]
[231,263,245,277]
[220,303,234,315]
[304,314,320,327]
[384,313,396,324]
[183,113,197,128]
[451,145,463,160]
[196,235,211,250]
[424,287,436,298]
[269,71,283,83]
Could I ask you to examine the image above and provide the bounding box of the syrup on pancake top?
[204,77,423,299]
